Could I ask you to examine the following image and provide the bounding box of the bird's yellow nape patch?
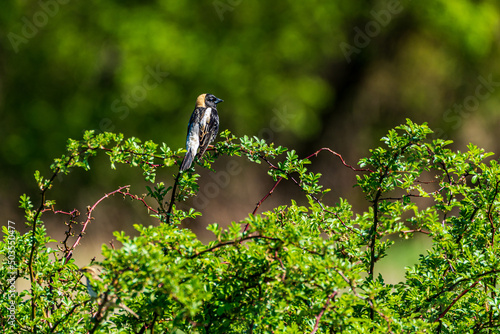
[196,94,207,108]
[80,266,100,275]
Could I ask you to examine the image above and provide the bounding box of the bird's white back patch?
[186,123,200,150]
[201,107,212,127]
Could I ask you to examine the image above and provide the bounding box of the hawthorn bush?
[2,120,500,333]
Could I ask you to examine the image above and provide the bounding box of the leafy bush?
[1,120,500,333]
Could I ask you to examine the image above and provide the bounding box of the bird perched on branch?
[180,93,223,171]
[80,266,139,319]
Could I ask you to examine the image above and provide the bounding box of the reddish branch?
[41,208,80,216]
[244,178,284,232]
[310,291,337,334]
[415,269,500,314]
[323,207,358,234]
[305,147,373,173]
[64,185,130,262]
[252,178,283,215]
[57,185,158,263]
[334,268,365,301]
[116,189,159,214]
[247,148,370,233]
[435,279,481,322]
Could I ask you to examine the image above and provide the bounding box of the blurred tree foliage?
[1,0,499,225]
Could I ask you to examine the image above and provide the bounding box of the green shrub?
[2,120,500,333]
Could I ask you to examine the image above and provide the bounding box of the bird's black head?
[205,94,223,108]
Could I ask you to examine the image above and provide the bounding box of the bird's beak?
[215,98,224,104]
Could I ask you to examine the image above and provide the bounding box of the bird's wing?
[185,108,202,150]
[209,109,219,142]
[197,108,219,159]
[180,108,202,171]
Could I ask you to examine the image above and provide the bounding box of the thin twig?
[117,190,159,214]
[252,177,283,216]
[244,177,284,232]
[305,147,373,173]
[333,268,365,301]
[245,148,365,235]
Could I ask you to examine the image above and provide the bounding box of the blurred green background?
[2,0,499,282]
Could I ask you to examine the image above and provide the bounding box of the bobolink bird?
[80,266,139,319]
[180,93,223,171]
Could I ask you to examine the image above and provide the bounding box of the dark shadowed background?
[2,0,499,283]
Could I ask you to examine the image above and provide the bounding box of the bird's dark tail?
[180,149,195,171]
[168,149,193,224]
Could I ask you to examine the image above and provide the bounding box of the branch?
[304,147,373,172]
[64,185,131,263]
[323,207,359,234]
[49,301,87,333]
[333,268,365,301]
[487,180,500,247]
[310,291,337,334]
[244,177,284,232]
[88,290,111,333]
[138,312,159,334]
[166,172,182,224]
[244,147,365,235]
[414,269,500,314]
[116,189,159,214]
[367,143,413,320]
[45,209,80,254]
[190,235,281,259]
[252,177,283,216]
[28,153,77,331]
[435,279,481,322]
